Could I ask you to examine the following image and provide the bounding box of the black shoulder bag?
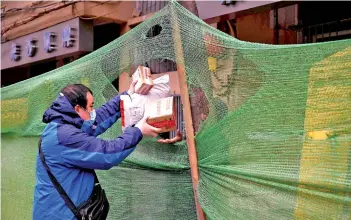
[38,138,109,220]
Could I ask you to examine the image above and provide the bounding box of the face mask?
[81,109,97,136]
[89,109,96,122]
[81,107,96,122]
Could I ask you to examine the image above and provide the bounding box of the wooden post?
[171,3,206,220]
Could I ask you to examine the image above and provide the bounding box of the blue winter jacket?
[33,92,143,220]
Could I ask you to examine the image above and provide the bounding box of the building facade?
[1,1,350,87]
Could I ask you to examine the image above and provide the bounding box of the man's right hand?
[135,116,162,137]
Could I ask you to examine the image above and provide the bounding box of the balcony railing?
[290,18,351,43]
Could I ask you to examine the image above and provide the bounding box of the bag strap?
[38,137,81,218]
[92,169,99,184]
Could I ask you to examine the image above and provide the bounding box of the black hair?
[60,84,93,108]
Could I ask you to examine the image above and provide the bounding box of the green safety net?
[1,1,351,219]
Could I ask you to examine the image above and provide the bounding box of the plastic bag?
[120,74,171,131]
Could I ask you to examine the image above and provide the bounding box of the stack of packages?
[120,65,178,133]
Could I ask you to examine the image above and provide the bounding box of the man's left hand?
[128,79,138,95]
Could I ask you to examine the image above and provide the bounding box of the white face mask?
[89,109,96,121]
[82,107,96,122]
[81,108,97,136]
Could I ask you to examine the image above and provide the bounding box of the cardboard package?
[146,96,177,133]
[132,66,154,95]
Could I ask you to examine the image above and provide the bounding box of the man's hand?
[158,130,183,144]
[135,116,162,137]
[128,79,138,95]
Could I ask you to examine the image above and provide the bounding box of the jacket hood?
[42,94,84,128]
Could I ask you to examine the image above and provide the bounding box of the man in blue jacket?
[33,83,160,219]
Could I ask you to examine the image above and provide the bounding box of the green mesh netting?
[1,1,351,219]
